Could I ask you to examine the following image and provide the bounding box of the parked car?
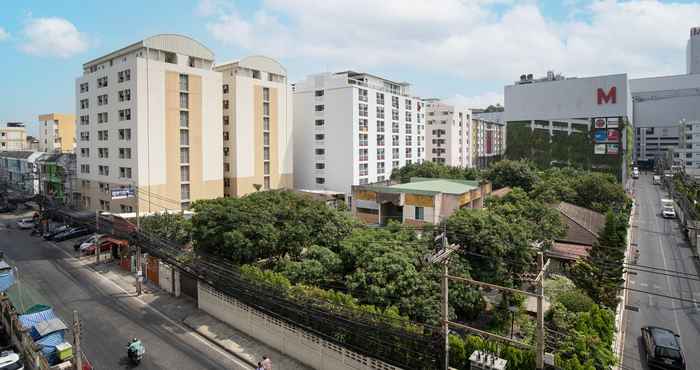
[0,350,23,370]
[642,326,685,369]
[663,206,677,219]
[16,219,35,229]
[42,225,70,240]
[0,204,17,213]
[633,167,640,179]
[80,239,113,255]
[653,175,662,185]
[52,227,92,242]
[74,234,100,251]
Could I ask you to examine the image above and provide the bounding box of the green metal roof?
[366,177,480,195]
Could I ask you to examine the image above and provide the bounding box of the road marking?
[629,280,635,285]
[639,283,648,288]
[47,241,251,369]
[653,207,683,338]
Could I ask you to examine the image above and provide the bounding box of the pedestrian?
[261,355,272,370]
[255,361,264,370]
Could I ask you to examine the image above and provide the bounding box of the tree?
[484,160,539,192]
[139,212,191,244]
[390,161,479,183]
[190,190,357,263]
[549,302,616,369]
[572,172,629,213]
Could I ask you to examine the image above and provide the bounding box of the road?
[0,214,249,370]
[622,174,700,370]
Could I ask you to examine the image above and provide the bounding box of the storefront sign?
[606,117,619,128]
[607,130,620,142]
[594,118,606,129]
[597,86,617,105]
[594,130,608,143]
[594,144,606,155]
[607,144,619,155]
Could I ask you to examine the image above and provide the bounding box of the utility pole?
[73,310,82,370]
[135,191,142,296]
[95,211,100,264]
[536,252,545,370]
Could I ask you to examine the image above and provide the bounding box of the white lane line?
[629,280,636,285]
[640,283,648,288]
[47,241,251,369]
[653,211,683,337]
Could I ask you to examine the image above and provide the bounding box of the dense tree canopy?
[483,160,540,192]
[486,188,566,244]
[139,212,191,244]
[390,161,479,183]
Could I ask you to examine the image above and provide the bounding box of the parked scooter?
[127,338,145,365]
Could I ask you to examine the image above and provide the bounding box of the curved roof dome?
[237,55,287,76]
[143,34,215,61]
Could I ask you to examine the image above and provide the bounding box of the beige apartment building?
[75,34,223,213]
[0,126,27,151]
[214,56,293,197]
[38,113,76,153]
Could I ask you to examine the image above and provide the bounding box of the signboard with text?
[111,187,135,200]
[607,129,620,142]
[594,130,608,143]
[606,117,619,128]
[607,144,619,155]
[594,144,606,155]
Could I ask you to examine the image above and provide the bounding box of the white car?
[16,218,35,229]
[632,167,640,179]
[0,350,23,369]
[662,206,676,219]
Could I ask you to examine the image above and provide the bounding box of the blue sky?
[2,0,700,136]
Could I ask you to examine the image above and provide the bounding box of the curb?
[182,318,258,369]
[612,200,635,370]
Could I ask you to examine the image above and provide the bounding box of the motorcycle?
[127,338,145,365]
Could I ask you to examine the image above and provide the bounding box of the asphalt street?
[0,213,249,370]
[622,174,700,370]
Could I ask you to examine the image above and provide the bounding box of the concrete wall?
[197,282,401,370]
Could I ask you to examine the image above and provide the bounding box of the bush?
[557,290,595,313]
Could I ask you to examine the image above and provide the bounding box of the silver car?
[16,218,35,229]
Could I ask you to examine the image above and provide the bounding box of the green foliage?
[557,290,595,313]
[549,302,616,369]
[191,190,357,263]
[449,334,467,368]
[390,161,480,183]
[449,334,536,370]
[544,275,576,301]
[139,212,191,244]
[484,160,540,192]
[532,167,629,213]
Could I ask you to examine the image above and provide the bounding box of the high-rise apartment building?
[424,100,473,167]
[75,34,223,213]
[0,126,27,150]
[472,111,506,168]
[214,56,293,197]
[38,113,76,153]
[293,71,425,195]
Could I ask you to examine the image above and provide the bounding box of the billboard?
[607,144,619,155]
[606,117,619,128]
[594,144,606,155]
[111,187,135,200]
[607,129,620,142]
[594,130,608,143]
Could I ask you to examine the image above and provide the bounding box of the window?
[393,160,399,167]
[80,99,89,109]
[223,147,229,156]
[405,147,412,158]
[80,164,90,173]
[414,206,424,220]
[263,117,270,131]
[314,134,323,142]
[359,118,368,132]
[117,69,131,83]
[223,100,229,110]
[377,106,385,119]
[252,70,261,79]
[99,200,111,211]
[121,205,134,213]
[315,90,324,97]
[377,148,385,160]
[97,112,108,123]
[264,162,270,175]
[119,148,132,159]
[315,119,324,127]
[315,105,324,112]
[406,135,412,146]
[98,130,108,140]
[392,96,399,108]
[359,133,368,147]
[223,131,229,141]
[263,176,270,190]
[377,120,385,132]
[98,94,108,105]
[263,102,270,116]
[119,109,131,121]
[359,103,368,117]
[98,148,109,158]
[406,112,412,122]
[359,163,368,176]
[223,84,229,94]
[80,148,90,157]
[316,177,325,184]
[118,89,131,102]
[377,162,385,174]
[392,147,399,159]
[315,148,325,155]
[359,178,369,185]
[80,82,89,93]
[264,147,270,160]
[80,115,89,125]
[359,148,368,161]
[119,167,132,179]
[97,76,108,88]
[358,88,368,102]
[180,148,189,163]
[181,166,190,182]
[181,184,190,200]
[392,121,399,133]
[405,99,412,110]
[376,92,384,105]
[180,111,189,127]
[315,163,325,169]
[377,134,385,146]
[180,93,188,109]
[392,109,399,121]
[224,178,231,188]
[264,132,271,145]
[223,116,229,126]
[180,130,189,146]
[98,165,109,176]
[377,175,385,182]
[263,87,270,102]
[80,132,90,141]
[405,123,412,134]
[392,135,399,146]
[119,129,132,140]
[179,74,189,91]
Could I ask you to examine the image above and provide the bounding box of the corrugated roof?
[547,242,590,261]
[366,177,480,195]
[556,202,605,240]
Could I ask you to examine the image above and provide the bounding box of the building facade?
[504,72,631,178]
[0,151,45,194]
[472,111,506,169]
[0,126,27,151]
[75,34,223,213]
[214,56,293,197]
[423,100,473,167]
[293,71,425,195]
[38,113,76,153]
[37,153,79,207]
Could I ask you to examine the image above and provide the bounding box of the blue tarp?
[0,271,15,292]
[37,331,65,365]
[18,308,59,340]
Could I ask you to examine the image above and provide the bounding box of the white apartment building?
[214,56,293,197]
[293,71,425,195]
[38,113,76,153]
[75,34,223,213]
[423,100,473,167]
[0,126,27,151]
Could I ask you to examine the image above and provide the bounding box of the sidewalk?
[51,239,311,370]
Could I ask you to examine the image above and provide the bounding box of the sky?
[2,0,700,136]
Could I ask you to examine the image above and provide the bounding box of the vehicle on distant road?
[661,199,676,219]
[52,227,91,242]
[16,219,35,229]
[642,326,686,370]
[42,225,70,240]
[653,175,661,185]
[74,234,101,251]
[80,239,113,255]
[633,167,640,179]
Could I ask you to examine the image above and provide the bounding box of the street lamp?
[508,305,519,339]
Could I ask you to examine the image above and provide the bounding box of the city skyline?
[2,0,700,134]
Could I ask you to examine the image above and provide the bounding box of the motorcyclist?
[127,338,145,364]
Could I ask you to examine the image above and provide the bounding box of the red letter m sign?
[597,87,616,105]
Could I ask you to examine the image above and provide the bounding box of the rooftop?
[555,202,605,246]
[0,151,34,159]
[84,34,215,68]
[365,177,481,196]
[336,70,410,87]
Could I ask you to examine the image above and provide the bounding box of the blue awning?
[0,271,16,292]
[18,308,58,340]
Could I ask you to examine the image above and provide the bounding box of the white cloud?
[202,0,700,90]
[20,17,88,58]
[444,92,504,110]
[0,27,9,41]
